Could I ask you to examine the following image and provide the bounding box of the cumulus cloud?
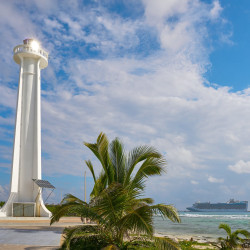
[208,176,224,183]
[142,0,222,57]
[228,160,250,174]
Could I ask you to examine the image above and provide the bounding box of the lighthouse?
[0,39,52,217]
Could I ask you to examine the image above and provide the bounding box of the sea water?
[154,212,250,240]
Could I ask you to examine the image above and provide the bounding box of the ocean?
[154,212,250,241]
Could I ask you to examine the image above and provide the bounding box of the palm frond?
[233,229,250,239]
[135,198,154,205]
[97,133,110,169]
[109,137,126,184]
[84,133,113,183]
[85,160,96,183]
[154,236,180,250]
[92,183,128,225]
[68,204,107,225]
[62,225,98,250]
[60,194,85,205]
[63,226,81,250]
[90,170,107,197]
[219,223,232,236]
[150,204,180,223]
[89,132,115,185]
[50,202,85,225]
[50,195,105,225]
[125,145,163,186]
[130,157,166,191]
[118,204,154,236]
[124,196,154,212]
[84,132,101,162]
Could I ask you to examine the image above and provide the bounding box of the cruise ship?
[186,199,248,212]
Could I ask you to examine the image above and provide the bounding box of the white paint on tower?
[0,39,51,217]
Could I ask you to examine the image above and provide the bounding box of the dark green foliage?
[46,204,79,217]
[51,133,180,250]
[179,240,215,250]
[179,240,193,249]
[60,225,109,250]
[46,204,59,213]
[154,237,180,250]
[217,223,250,249]
[0,201,5,207]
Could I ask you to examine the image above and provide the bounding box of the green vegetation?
[0,201,5,207]
[46,204,58,213]
[179,240,216,250]
[217,223,250,249]
[84,132,167,197]
[51,132,180,250]
[46,204,77,216]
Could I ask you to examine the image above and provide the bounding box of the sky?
[0,0,250,211]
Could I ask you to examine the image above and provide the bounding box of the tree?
[51,133,180,249]
[217,223,250,249]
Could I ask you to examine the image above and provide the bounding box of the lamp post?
[84,171,87,224]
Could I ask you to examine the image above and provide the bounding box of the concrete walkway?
[0,217,83,250]
[0,245,58,250]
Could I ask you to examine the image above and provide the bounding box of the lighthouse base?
[0,192,51,217]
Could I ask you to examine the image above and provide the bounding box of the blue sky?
[1,0,250,210]
[206,0,250,90]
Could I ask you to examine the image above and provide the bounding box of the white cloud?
[228,160,250,174]
[191,180,199,185]
[44,18,63,30]
[142,0,219,58]
[208,176,224,183]
[210,0,223,20]
[142,0,188,27]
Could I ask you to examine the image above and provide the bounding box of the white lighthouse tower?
[0,39,52,217]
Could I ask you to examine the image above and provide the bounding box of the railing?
[13,45,48,60]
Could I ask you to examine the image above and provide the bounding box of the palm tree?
[218,223,250,249]
[51,133,180,249]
